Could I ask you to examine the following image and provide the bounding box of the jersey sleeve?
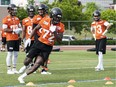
[2,17,8,24]
[59,24,65,33]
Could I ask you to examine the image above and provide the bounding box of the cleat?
[12,69,19,74]
[41,71,52,75]
[95,67,104,71]
[33,71,36,73]
[18,77,25,83]
[7,70,14,74]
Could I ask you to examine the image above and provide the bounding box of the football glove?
[50,25,56,33]
[24,38,31,48]
[13,28,22,34]
[93,34,96,40]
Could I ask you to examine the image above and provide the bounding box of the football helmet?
[27,5,35,18]
[50,7,62,24]
[93,10,101,21]
[37,4,46,16]
[7,4,17,16]
[45,5,49,14]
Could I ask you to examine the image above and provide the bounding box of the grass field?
[0,50,115,87]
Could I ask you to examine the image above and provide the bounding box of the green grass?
[0,50,115,87]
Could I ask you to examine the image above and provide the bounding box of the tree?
[48,0,87,34]
[101,9,116,34]
[16,7,28,20]
[27,0,35,5]
[84,2,99,20]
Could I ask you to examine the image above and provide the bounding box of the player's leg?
[19,41,34,74]
[98,38,106,70]
[12,51,19,73]
[18,44,40,83]
[41,59,51,74]
[12,40,20,74]
[18,56,43,83]
[6,41,14,74]
[95,38,106,71]
[95,39,101,71]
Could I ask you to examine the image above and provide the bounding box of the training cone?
[26,82,35,86]
[67,85,75,87]
[105,81,114,84]
[104,77,111,80]
[68,79,76,83]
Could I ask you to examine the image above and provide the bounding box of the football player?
[2,4,22,74]
[91,10,112,71]
[18,7,65,83]
[33,4,51,74]
[20,4,51,74]
[18,5,36,74]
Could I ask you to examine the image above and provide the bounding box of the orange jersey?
[2,15,20,41]
[38,17,65,46]
[22,17,34,40]
[33,14,49,36]
[91,20,109,39]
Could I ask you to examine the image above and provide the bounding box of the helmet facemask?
[37,4,46,17]
[93,10,101,21]
[9,7,17,16]
[38,8,45,16]
[93,16,100,21]
[52,14,62,25]
[28,9,35,18]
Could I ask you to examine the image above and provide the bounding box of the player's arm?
[54,31,63,43]
[24,24,41,47]
[22,25,26,43]
[33,23,38,29]
[29,24,41,39]
[3,24,13,33]
[90,26,96,40]
[102,22,112,35]
[22,25,26,39]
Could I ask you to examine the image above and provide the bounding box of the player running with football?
[18,7,65,83]
[91,10,112,71]
[19,4,51,74]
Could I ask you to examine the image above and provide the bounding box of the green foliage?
[84,2,99,20]
[101,9,116,34]
[27,0,35,5]
[16,7,28,20]
[49,0,87,33]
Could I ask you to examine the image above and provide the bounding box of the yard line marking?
[4,78,116,87]
[49,66,116,70]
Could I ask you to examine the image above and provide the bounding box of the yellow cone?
[26,82,35,86]
[68,79,76,83]
[67,85,75,87]
[105,81,114,84]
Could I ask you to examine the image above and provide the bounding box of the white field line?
[4,78,116,87]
